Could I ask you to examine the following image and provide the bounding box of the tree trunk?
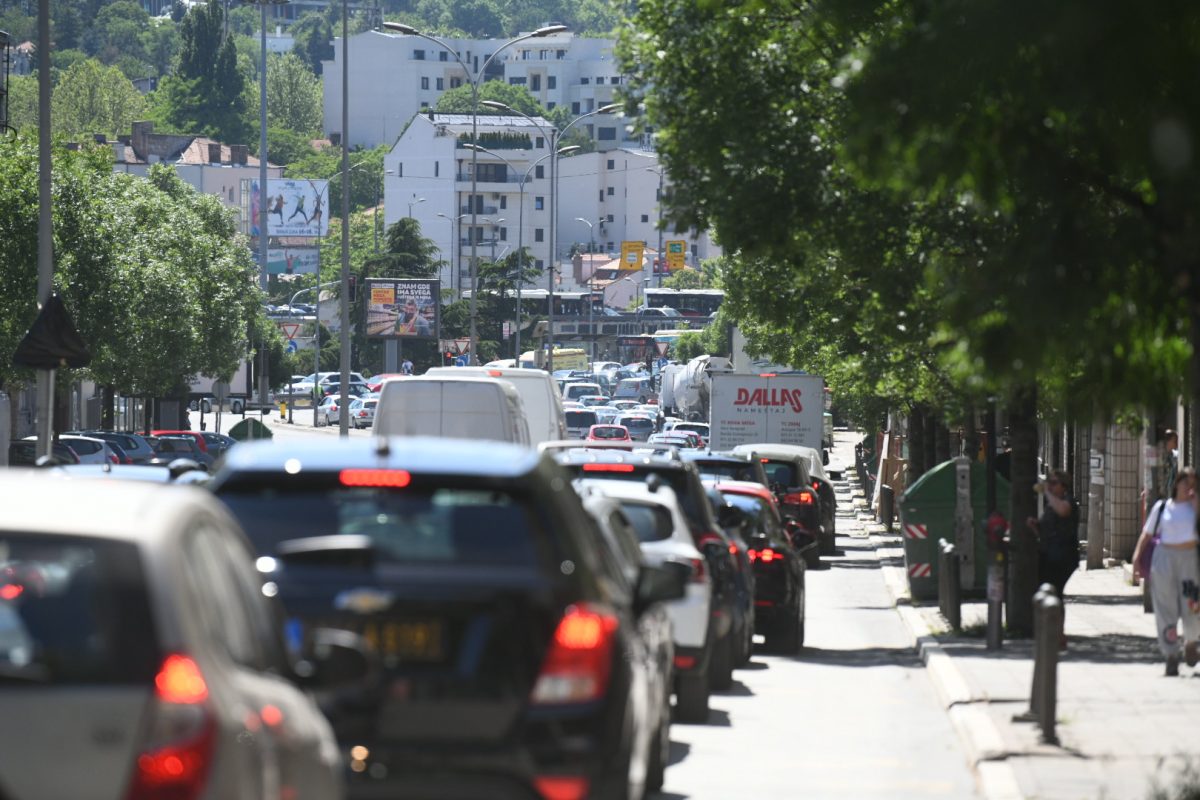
[908,408,926,484]
[101,386,115,431]
[1006,383,1040,636]
[934,418,951,463]
[923,409,937,468]
[963,402,979,463]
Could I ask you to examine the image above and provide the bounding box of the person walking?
[1133,468,1199,676]
[1026,469,1080,647]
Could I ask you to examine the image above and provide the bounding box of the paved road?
[187,405,369,441]
[655,433,978,799]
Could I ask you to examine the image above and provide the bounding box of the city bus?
[519,347,589,371]
[643,288,725,317]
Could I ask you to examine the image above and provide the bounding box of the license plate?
[359,620,444,661]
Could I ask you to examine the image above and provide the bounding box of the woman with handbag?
[1132,468,1199,676]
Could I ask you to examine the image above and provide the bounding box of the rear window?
[591,427,626,439]
[216,480,545,568]
[568,464,706,532]
[722,493,781,541]
[566,411,598,428]
[66,439,101,455]
[619,417,654,431]
[695,460,760,482]
[763,460,799,488]
[618,501,674,542]
[675,424,708,435]
[0,536,159,684]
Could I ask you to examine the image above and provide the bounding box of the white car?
[316,394,347,426]
[0,474,355,799]
[347,397,378,429]
[24,434,116,465]
[576,479,713,721]
[670,421,710,446]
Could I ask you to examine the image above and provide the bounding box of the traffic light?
[444,350,455,366]
[348,275,358,302]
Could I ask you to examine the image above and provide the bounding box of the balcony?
[456,173,523,184]
[459,205,499,216]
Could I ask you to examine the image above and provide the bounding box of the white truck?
[188,360,272,414]
[707,372,826,452]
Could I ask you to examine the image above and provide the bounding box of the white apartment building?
[384,113,557,293]
[324,30,627,150]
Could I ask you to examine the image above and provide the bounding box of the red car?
[586,424,631,442]
[367,373,409,392]
[150,430,209,453]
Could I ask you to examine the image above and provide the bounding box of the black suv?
[680,451,771,486]
[552,449,754,711]
[211,437,683,800]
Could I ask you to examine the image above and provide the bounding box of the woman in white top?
[1132,468,1199,675]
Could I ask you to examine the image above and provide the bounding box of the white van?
[425,367,566,445]
[373,376,531,445]
[562,382,603,403]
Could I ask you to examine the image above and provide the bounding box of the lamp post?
[464,143,578,366]
[646,166,665,288]
[291,280,338,427]
[408,195,425,218]
[575,217,599,362]
[481,100,621,371]
[337,0,350,435]
[382,22,568,365]
[376,168,394,253]
[436,212,468,295]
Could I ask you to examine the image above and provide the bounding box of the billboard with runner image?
[255,178,329,238]
[365,278,440,339]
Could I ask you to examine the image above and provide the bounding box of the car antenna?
[646,473,662,493]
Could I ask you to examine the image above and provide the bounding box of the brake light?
[748,548,779,563]
[488,369,503,377]
[759,373,777,377]
[581,463,635,473]
[339,469,412,488]
[812,481,821,492]
[534,776,590,800]
[531,604,618,705]
[674,654,696,669]
[110,454,120,464]
[0,584,23,601]
[688,557,707,583]
[761,458,770,463]
[784,491,814,506]
[127,655,215,800]
[728,543,738,555]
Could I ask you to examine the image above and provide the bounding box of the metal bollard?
[1014,583,1056,723]
[938,539,962,631]
[879,484,895,531]
[1035,594,1063,745]
[986,545,1006,650]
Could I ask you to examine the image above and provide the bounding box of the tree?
[435,81,544,118]
[364,218,443,279]
[290,12,334,76]
[662,268,712,291]
[7,74,38,133]
[53,58,146,138]
[86,0,150,67]
[141,19,181,79]
[450,0,503,37]
[266,52,322,135]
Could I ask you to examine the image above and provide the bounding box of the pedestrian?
[1162,429,1179,501]
[1132,468,1199,676]
[401,358,413,375]
[1026,469,1080,648]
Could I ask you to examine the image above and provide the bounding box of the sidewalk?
[848,477,1200,800]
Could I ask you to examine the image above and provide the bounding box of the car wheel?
[645,688,670,792]
[709,631,733,691]
[231,399,244,415]
[675,668,710,724]
[594,709,640,800]
[738,613,754,665]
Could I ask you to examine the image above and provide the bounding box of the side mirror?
[822,450,830,466]
[636,562,688,614]
[293,627,373,688]
[717,504,744,531]
[786,522,817,553]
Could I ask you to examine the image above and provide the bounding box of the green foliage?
[261,126,318,165]
[364,218,443,279]
[287,144,389,216]
[266,52,322,135]
[457,131,532,150]
[52,58,146,138]
[662,267,713,291]
[435,81,544,118]
[7,75,38,133]
[290,13,335,76]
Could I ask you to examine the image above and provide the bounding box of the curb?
[855,509,1025,799]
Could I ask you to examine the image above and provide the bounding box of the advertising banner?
[365,278,440,339]
[250,178,330,238]
[619,241,646,272]
[265,247,319,275]
[708,372,825,452]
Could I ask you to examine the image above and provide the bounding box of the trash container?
[898,459,1010,601]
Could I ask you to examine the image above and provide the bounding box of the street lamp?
[575,217,601,362]
[408,195,425,219]
[290,280,338,427]
[436,212,468,294]
[382,21,568,365]
[647,167,665,288]
[464,143,578,365]
[482,100,621,371]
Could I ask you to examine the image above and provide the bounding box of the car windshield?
[722,493,780,541]
[591,426,626,439]
[763,460,799,488]
[617,501,674,543]
[619,417,654,431]
[565,411,597,427]
[0,535,159,684]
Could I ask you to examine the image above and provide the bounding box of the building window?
[434,161,439,177]
[396,163,402,177]
[586,99,595,112]
[547,102,556,110]
[598,127,617,141]
[556,50,565,59]
[571,101,580,115]
[606,158,615,170]
[536,259,545,269]
[606,214,614,223]
[595,76,604,85]
[535,228,544,242]
[539,50,547,60]
[548,76,557,89]
[606,186,614,196]
[499,196,507,209]
[439,51,448,61]
[606,242,614,251]
[535,196,544,210]
[611,76,621,85]
[508,76,527,85]
[413,49,425,60]
[436,77,444,90]
[535,165,545,179]
[598,190,604,202]
[450,77,462,88]
[421,76,429,90]
[641,214,649,223]
[500,227,507,241]
[476,163,507,182]
[581,77,590,85]
[531,74,541,91]
[536,136,544,148]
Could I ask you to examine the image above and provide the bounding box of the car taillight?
[784,491,814,506]
[531,604,618,705]
[126,654,215,800]
[581,463,635,473]
[812,481,821,492]
[109,454,120,464]
[688,557,707,583]
[728,543,738,556]
[534,776,590,800]
[749,548,779,563]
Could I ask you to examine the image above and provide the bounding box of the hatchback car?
[679,451,771,486]
[316,394,347,426]
[210,437,685,800]
[69,430,157,464]
[23,434,114,466]
[587,424,631,442]
[346,397,378,429]
[617,415,656,442]
[0,474,353,800]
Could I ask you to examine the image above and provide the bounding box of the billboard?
[248,178,330,238]
[265,247,319,275]
[365,279,440,339]
[619,241,646,272]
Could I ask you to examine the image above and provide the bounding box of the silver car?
[0,475,358,800]
[347,397,377,429]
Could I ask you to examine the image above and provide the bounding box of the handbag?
[1137,500,1165,577]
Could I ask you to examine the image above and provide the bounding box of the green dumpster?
[898,459,1010,601]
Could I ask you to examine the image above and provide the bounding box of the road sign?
[619,241,645,272]
[666,240,686,271]
[454,355,469,367]
[655,341,669,356]
[502,321,512,339]
[453,338,471,354]
[279,322,301,340]
[286,340,298,354]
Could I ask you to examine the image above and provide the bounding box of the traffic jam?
[0,361,838,800]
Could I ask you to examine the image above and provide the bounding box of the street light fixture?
[338,0,351,435]
[463,143,578,364]
[436,212,468,294]
[408,195,425,218]
[382,21,568,365]
[646,166,665,288]
[575,217,602,362]
[479,100,621,371]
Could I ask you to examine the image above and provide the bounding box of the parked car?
[316,394,346,426]
[0,474,356,800]
[637,307,682,318]
[346,396,378,429]
[8,439,79,466]
[68,430,157,464]
[150,430,210,455]
[22,434,113,466]
[210,437,686,800]
[199,431,238,458]
[151,435,214,470]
